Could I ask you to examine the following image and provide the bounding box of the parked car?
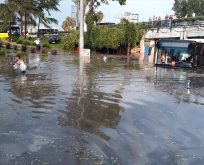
[48,34,60,44]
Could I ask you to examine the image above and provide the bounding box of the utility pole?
[72,0,80,29]
[79,0,84,54]
[78,0,90,57]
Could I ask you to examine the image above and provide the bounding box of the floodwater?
[0,52,204,165]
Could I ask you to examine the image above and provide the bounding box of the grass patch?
[16,51,27,57]
[0,50,6,56]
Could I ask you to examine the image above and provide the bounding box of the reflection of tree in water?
[146,148,180,165]
[9,74,58,103]
[58,84,122,140]
[0,54,16,75]
[58,58,129,140]
[0,54,58,102]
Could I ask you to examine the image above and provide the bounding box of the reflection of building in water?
[151,67,204,105]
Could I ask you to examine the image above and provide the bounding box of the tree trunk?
[20,13,23,35]
[9,19,12,42]
[24,13,27,39]
[37,17,41,37]
[127,43,131,65]
[127,42,130,57]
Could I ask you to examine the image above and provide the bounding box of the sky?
[0,0,175,30]
[52,0,175,29]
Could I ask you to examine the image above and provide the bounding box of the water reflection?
[151,67,204,105]
[58,56,123,140]
[0,53,59,108]
[1,53,204,164]
[27,53,41,69]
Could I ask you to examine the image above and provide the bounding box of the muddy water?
[0,52,204,165]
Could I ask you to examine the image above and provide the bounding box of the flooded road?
[0,52,204,165]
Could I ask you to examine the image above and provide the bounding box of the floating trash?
[186,79,191,89]
[33,80,37,84]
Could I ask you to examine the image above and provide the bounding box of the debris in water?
[33,80,37,84]
[186,79,191,89]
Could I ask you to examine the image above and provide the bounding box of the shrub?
[0,40,3,49]
[21,45,27,52]
[42,43,50,48]
[61,30,79,51]
[16,36,24,44]
[5,42,11,49]
[11,34,19,42]
[51,49,58,55]
[22,40,30,46]
[16,40,22,44]
[90,26,125,50]
[16,51,27,58]
[41,48,48,54]
[31,42,36,46]
[30,46,36,53]
[0,50,6,56]
[12,44,18,50]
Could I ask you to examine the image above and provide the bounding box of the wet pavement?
[0,52,204,165]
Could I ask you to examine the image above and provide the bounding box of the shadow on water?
[0,53,204,165]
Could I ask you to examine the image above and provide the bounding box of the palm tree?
[2,0,60,38]
[62,16,76,31]
[33,0,60,37]
[95,11,104,23]
[0,1,18,41]
[3,0,36,38]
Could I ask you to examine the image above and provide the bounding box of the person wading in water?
[34,38,41,51]
[13,55,27,73]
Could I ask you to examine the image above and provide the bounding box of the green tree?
[119,19,141,56]
[89,22,145,54]
[1,0,60,38]
[32,0,60,37]
[84,0,126,48]
[90,25,124,51]
[188,0,204,16]
[172,0,188,18]
[95,11,104,23]
[4,0,37,38]
[0,1,18,41]
[18,0,35,38]
[61,30,79,50]
[172,0,204,18]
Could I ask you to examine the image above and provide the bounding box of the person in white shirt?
[13,55,27,73]
[34,38,41,50]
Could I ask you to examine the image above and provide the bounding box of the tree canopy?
[62,16,76,31]
[0,0,60,37]
[172,0,204,18]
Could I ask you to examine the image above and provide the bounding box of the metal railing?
[142,19,204,29]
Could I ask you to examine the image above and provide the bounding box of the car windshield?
[49,34,58,38]
[155,40,194,65]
